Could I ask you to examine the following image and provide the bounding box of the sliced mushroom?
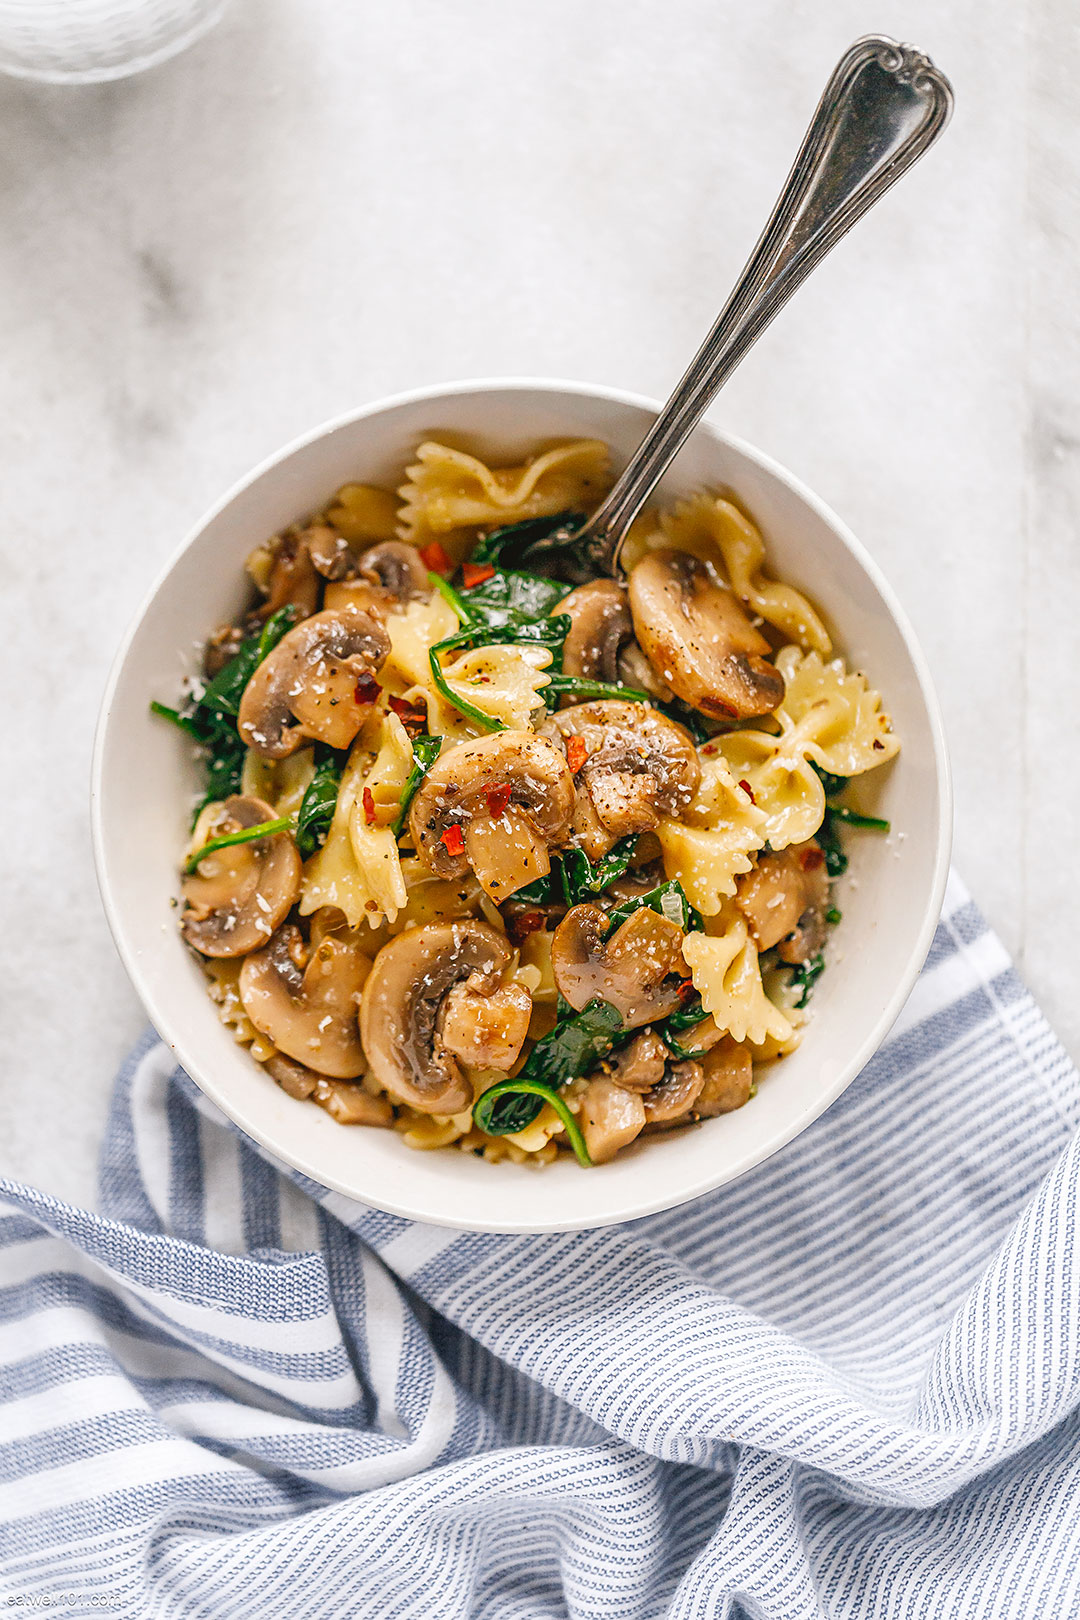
[580,1077,646,1163]
[323,541,431,617]
[551,904,686,1028]
[550,701,700,860]
[440,972,532,1070]
[554,579,633,682]
[642,1060,704,1128]
[735,840,829,961]
[596,1029,668,1091]
[696,1037,754,1116]
[264,1051,320,1099]
[628,549,784,720]
[261,528,322,621]
[239,923,371,1078]
[203,622,247,678]
[408,731,574,901]
[360,921,526,1114]
[305,523,357,581]
[238,606,390,759]
[181,796,301,958]
[311,1077,394,1126]
[359,541,429,600]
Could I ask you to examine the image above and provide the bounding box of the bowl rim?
[91,375,953,1231]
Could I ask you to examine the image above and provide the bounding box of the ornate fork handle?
[574,36,953,576]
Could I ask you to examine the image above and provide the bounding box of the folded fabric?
[1,873,1079,1618]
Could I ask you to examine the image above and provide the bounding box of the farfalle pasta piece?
[715,726,827,851]
[656,753,766,914]
[397,439,610,563]
[661,494,831,655]
[324,483,400,545]
[380,596,459,692]
[682,920,794,1047]
[774,645,899,776]
[441,642,552,729]
[714,645,898,847]
[299,715,412,928]
[241,747,316,817]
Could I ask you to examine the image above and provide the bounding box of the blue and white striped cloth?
[2,872,1079,1617]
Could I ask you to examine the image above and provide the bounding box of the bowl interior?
[93,381,950,1232]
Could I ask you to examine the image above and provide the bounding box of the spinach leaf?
[199,606,296,719]
[470,511,584,569]
[473,997,624,1139]
[827,805,890,832]
[813,764,848,800]
[544,674,649,704]
[295,753,344,859]
[512,868,563,906]
[559,839,638,907]
[185,815,293,875]
[655,699,712,746]
[470,1079,592,1166]
[788,951,826,1008]
[151,606,298,821]
[816,810,848,878]
[393,734,444,836]
[656,991,713,1060]
[603,878,701,935]
[461,568,567,628]
[428,618,570,733]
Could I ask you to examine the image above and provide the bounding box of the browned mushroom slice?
[642,1060,705,1129]
[238,606,390,759]
[203,622,247,678]
[181,796,301,958]
[551,904,686,1028]
[263,1052,320,1099]
[359,541,429,601]
[408,732,574,901]
[554,579,634,682]
[579,1078,646,1163]
[261,528,322,621]
[305,523,357,582]
[550,701,700,860]
[359,921,527,1115]
[311,1078,394,1126]
[628,549,784,720]
[323,540,432,616]
[696,1037,754,1116]
[735,840,829,961]
[440,971,532,1070]
[239,923,371,1078]
[599,1029,669,1091]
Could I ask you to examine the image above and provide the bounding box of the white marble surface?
[2,0,1076,1208]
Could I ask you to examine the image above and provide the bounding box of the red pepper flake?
[873,738,885,750]
[462,561,496,588]
[566,736,588,774]
[677,976,696,1000]
[485,782,512,818]
[388,695,427,738]
[738,778,756,804]
[507,909,545,944]
[362,787,377,826]
[801,846,825,870]
[354,672,380,705]
[440,824,466,858]
[419,540,452,577]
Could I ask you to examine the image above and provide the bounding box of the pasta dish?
[152,437,897,1166]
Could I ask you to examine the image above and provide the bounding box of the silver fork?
[531,35,953,579]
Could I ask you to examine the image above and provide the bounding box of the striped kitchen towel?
[2,871,1079,1619]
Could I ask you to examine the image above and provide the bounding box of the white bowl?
[92,379,951,1233]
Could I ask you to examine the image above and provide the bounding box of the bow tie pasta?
[155,432,899,1169]
[398,439,611,565]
